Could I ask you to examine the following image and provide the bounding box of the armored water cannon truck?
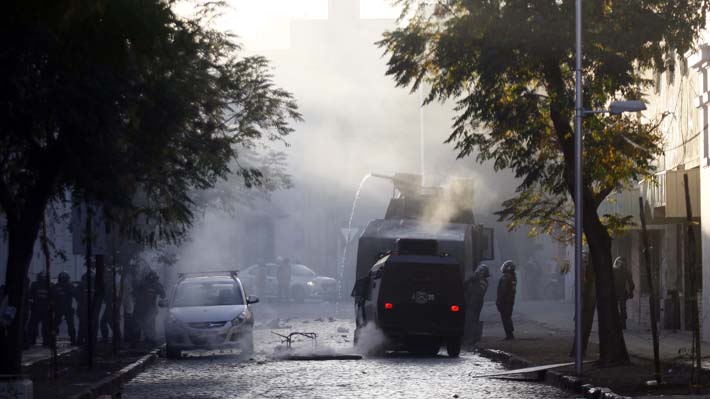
[350,173,494,289]
[353,238,465,357]
[350,173,494,354]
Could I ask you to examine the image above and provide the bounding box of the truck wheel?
[166,343,181,360]
[291,286,306,303]
[446,337,461,358]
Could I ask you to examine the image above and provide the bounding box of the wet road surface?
[122,302,576,399]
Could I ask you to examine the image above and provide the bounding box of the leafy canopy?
[0,0,301,244]
[379,0,706,236]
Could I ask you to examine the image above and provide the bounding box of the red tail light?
[450,305,460,312]
[384,302,394,310]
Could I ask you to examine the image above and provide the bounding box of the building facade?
[600,16,710,340]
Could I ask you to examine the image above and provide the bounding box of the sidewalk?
[22,338,78,367]
[21,341,159,399]
[506,300,710,367]
[476,299,710,397]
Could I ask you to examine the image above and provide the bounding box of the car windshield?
[172,281,244,307]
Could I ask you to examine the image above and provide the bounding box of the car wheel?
[291,285,306,303]
[446,337,461,358]
[166,343,181,360]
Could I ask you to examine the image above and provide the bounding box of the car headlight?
[231,311,247,326]
[306,281,315,287]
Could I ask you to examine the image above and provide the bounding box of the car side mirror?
[158,299,168,308]
[246,295,259,304]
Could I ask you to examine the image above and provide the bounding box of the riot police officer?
[496,260,517,340]
[76,272,93,346]
[99,268,116,342]
[26,272,52,346]
[464,263,490,344]
[613,257,634,330]
[53,272,77,345]
[469,264,490,324]
[133,270,165,345]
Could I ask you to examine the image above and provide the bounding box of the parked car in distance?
[162,271,259,359]
[240,262,337,302]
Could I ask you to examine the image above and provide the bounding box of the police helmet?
[58,272,70,284]
[500,260,517,273]
[475,264,490,278]
[612,256,626,270]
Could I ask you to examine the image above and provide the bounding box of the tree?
[379,0,706,365]
[0,0,300,374]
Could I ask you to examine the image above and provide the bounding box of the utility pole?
[639,197,662,384]
[85,207,93,369]
[40,219,57,378]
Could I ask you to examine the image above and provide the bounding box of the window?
[173,282,244,307]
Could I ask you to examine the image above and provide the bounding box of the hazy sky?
[176,0,401,50]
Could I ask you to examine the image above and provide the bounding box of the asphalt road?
[121,302,576,399]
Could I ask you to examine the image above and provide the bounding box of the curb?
[68,348,160,399]
[475,347,632,399]
[22,346,80,368]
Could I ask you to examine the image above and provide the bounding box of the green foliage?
[379,0,703,237]
[0,0,301,245]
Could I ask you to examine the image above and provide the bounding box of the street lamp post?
[574,0,646,376]
[574,0,584,378]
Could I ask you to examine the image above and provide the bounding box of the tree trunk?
[0,211,47,374]
[584,201,630,365]
[572,259,597,357]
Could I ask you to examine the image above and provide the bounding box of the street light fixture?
[609,100,647,115]
[574,1,646,377]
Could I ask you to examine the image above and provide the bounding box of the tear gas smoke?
[156,1,564,325]
[353,323,387,355]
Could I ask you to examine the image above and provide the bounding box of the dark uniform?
[133,271,165,345]
[99,270,115,342]
[612,257,634,330]
[26,272,52,346]
[496,261,517,340]
[464,264,490,344]
[53,272,77,344]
